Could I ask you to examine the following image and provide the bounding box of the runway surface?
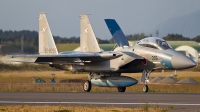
[0,92,200,111]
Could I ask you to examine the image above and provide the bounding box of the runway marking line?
[0,101,200,106]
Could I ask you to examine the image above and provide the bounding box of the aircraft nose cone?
[172,54,196,69]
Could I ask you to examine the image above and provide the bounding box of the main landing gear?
[117,87,126,92]
[141,70,151,93]
[83,80,91,92]
[83,72,94,92]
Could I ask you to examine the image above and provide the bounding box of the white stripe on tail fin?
[80,14,101,52]
[39,12,58,55]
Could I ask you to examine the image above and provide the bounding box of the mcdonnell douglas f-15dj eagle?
[10,13,196,93]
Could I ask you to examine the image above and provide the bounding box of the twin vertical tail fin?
[104,19,129,47]
[39,12,58,55]
[80,14,101,52]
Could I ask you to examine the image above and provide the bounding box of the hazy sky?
[0,0,200,39]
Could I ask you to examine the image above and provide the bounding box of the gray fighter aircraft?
[105,19,196,92]
[10,13,196,93]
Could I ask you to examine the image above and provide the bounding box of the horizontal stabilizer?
[105,19,129,47]
[2,60,35,63]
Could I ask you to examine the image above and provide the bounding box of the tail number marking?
[44,48,56,53]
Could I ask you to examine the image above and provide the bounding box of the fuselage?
[113,37,196,72]
[53,37,196,73]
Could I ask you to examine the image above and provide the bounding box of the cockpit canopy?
[137,37,172,50]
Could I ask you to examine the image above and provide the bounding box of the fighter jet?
[10,13,196,93]
[104,19,196,92]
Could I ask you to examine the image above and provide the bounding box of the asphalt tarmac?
[0,92,200,111]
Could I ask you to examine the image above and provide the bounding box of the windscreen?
[156,39,172,50]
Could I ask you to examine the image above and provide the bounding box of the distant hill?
[155,9,200,38]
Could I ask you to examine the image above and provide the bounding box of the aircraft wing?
[9,52,123,64]
[118,51,143,68]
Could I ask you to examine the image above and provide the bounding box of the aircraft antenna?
[21,35,24,52]
[156,30,159,37]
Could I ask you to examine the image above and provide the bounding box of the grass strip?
[0,104,174,112]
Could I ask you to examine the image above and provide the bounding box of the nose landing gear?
[143,84,149,93]
[141,70,151,93]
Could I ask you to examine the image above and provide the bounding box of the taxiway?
[0,92,200,111]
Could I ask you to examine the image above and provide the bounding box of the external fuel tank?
[91,76,138,87]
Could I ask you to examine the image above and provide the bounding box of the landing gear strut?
[141,70,151,93]
[117,87,126,92]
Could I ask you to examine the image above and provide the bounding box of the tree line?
[0,29,200,53]
[126,33,200,41]
[0,29,110,53]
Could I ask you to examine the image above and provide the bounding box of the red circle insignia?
[142,57,147,65]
